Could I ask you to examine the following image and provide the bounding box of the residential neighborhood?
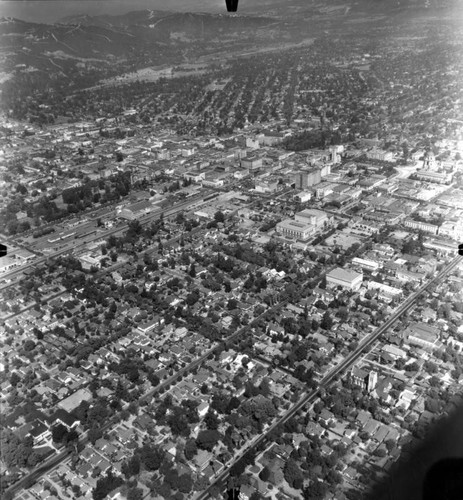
[1,2,463,500]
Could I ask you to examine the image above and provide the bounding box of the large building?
[406,322,440,350]
[276,208,331,241]
[118,200,153,220]
[423,238,455,256]
[404,219,439,235]
[276,219,315,241]
[293,169,321,189]
[241,156,262,171]
[315,182,336,199]
[294,209,331,228]
[366,149,394,162]
[255,180,279,193]
[351,367,378,392]
[326,268,363,291]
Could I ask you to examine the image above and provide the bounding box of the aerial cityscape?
[1,0,463,499]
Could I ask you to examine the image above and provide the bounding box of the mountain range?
[0,0,461,109]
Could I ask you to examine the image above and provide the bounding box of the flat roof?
[277,220,313,230]
[327,268,362,283]
[296,208,327,219]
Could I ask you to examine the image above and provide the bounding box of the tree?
[227,298,238,311]
[320,311,333,331]
[10,372,21,387]
[92,472,124,500]
[23,340,36,352]
[148,372,160,387]
[88,427,103,445]
[51,424,68,443]
[214,211,225,223]
[424,360,438,374]
[184,438,198,460]
[126,487,143,500]
[303,481,328,500]
[204,411,220,430]
[259,466,271,481]
[283,459,303,488]
[177,474,193,494]
[196,430,221,451]
[189,263,196,278]
[122,455,141,478]
[211,393,230,414]
[385,439,396,452]
[405,362,420,372]
[139,444,164,471]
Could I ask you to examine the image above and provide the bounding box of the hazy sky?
[0,0,260,23]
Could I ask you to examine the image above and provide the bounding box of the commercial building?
[184,171,206,183]
[258,131,284,147]
[366,149,394,162]
[358,175,387,191]
[415,169,452,184]
[293,169,321,189]
[316,182,336,199]
[295,191,312,203]
[404,219,439,235]
[436,221,463,240]
[352,257,380,272]
[118,200,153,220]
[241,156,262,171]
[326,268,363,291]
[368,281,403,297]
[255,180,279,193]
[423,238,455,256]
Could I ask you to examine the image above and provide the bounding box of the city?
[1,1,463,500]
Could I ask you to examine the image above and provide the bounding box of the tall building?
[293,169,321,189]
[329,145,341,164]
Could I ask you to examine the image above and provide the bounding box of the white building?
[352,258,380,272]
[404,219,439,235]
[367,149,394,162]
[276,219,315,241]
[326,268,363,291]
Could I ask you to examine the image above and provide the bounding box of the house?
[397,388,416,410]
[29,422,50,444]
[373,424,390,443]
[197,401,210,418]
[48,409,80,430]
[194,449,212,472]
[363,419,381,435]
[319,409,335,426]
[356,410,371,427]
[381,344,407,360]
[239,484,256,500]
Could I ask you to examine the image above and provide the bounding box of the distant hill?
[1,0,460,114]
[0,11,279,68]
